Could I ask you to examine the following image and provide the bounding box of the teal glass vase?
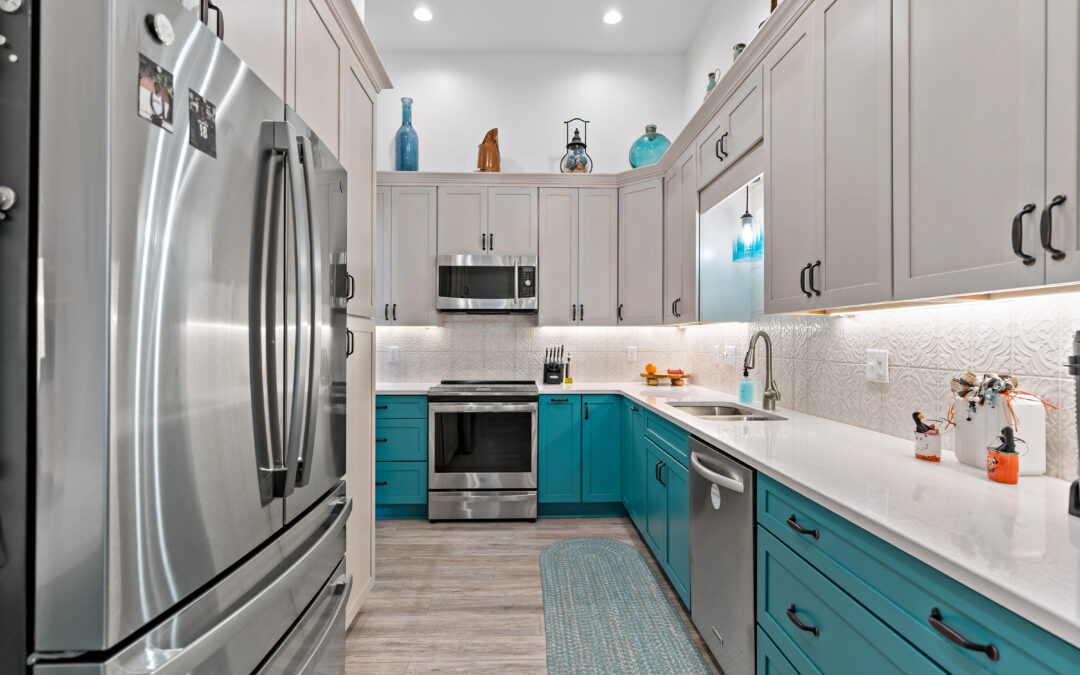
[628,124,671,168]
[395,97,418,171]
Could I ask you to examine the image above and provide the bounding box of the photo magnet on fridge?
[188,90,217,158]
[137,54,174,132]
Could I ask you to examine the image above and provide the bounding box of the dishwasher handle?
[690,452,745,494]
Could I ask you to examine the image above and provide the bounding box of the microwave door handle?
[294,135,323,489]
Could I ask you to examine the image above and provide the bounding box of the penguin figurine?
[913,412,935,434]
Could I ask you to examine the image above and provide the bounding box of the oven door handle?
[428,402,538,414]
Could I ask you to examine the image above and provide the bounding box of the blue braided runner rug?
[540,538,711,674]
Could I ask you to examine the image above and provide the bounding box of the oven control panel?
[518,266,536,298]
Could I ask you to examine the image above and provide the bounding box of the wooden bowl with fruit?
[641,364,690,386]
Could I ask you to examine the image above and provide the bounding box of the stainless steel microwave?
[436,254,538,313]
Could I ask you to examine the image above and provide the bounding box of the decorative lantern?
[560,118,593,174]
[732,183,763,262]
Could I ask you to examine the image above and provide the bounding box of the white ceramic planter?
[953,398,1046,475]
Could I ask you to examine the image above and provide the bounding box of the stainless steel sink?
[667,401,785,422]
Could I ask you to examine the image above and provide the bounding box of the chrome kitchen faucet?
[744,330,780,411]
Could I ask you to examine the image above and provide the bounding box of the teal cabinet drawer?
[375,395,428,419]
[582,395,622,503]
[539,395,582,503]
[757,626,799,675]
[374,418,428,461]
[757,527,945,674]
[643,411,690,466]
[375,461,428,504]
[758,476,1080,673]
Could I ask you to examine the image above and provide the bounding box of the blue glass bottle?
[628,124,671,168]
[395,97,418,171]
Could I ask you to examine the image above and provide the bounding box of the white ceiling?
[364,0,714,54]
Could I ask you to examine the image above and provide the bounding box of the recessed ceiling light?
[603,9,623,25]
[413,7,433,22]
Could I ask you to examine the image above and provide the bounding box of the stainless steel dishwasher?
[689,436,755,675]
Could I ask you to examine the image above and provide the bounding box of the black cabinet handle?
[630,406,640,412]
[346,329,355,356]
[481,233,486,250]
[786,605,820,637]
[657,461,666,487]
[786,514,819,539]
[800,263,812,298]
[1040,195,1067,261]
[489,233,494,251]
[384,304,389,321]
[375,481,388,486]
[376,405,388,410]
[809,260,822,296]
[654,461,661,482]
[716,132,729,160]
[392,303,397,321]
[579,304,584,321]
[929,608,999,661]
[618,304,624,322]
[345,273,356,300]
[375,438,388,443]
[676,298,682,317]
[550,398,569,403]
[584,401,589,420]
[572,304,577,322]
[1012,203,1038,266]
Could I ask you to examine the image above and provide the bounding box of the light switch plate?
[711,345,721,364]
[626,346,637,362]
[866,349,888,383]
[389,346,400,364]
[723,345,737,366]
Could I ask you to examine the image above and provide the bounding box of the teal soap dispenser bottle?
[738,368,754,404]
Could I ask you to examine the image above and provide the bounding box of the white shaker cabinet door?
[374,186,391,325]
[763,10,817,314]
[341,56,377,318]
[663,163,684,325]
[577,188,619,326]
[294,0,342,156]
[390,186,437,325]
[893,0,1046,300]
[488,187,539,255]
[344,315,374,622]
[618,180,664,325]
[437,186,487,255]
[538,188,579,326]
[1045,0,1080,284]
[813,0,893,308]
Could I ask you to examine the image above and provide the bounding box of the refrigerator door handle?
[274,122,310,499]
[294,135,322,489]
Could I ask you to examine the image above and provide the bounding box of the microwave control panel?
[518,266,536,298]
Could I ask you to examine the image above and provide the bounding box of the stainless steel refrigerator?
[0,1,352,672]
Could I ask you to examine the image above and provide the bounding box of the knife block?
[544,362,563,385]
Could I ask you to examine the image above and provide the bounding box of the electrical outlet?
[723,345,737,366]
[866,349,888,383]
[626,346,637,362]
[389,346,400,364]
[711,345,721,364]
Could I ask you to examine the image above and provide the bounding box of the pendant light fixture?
[732,184,763,262]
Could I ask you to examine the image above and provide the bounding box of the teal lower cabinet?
[581,395,622,503]
[756,475,1080,672]
[538,395,582,503]
[375,395,428,519]
[758,527,944,673]
[641,435,691,608]
[756,626,799,675]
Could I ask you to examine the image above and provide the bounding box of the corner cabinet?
[618,179,664,325]
[663,149,699,325]
[538,188,619,326]
[765,0,893,313]
[377,186,437,325]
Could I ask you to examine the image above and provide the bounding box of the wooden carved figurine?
[477,128,500,172]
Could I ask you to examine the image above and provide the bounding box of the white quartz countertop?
[377,380,1080,647]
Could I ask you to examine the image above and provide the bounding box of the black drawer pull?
[375,438,388,443]
[375,481,388,486]
[657,461,666,487]
[375,405,388,410]
[799,263,812,298]
[929,608,999,661]
[786,605,820,637]
[1011,203,1038,266]
[550,398,569,403]
[786,514,819,539]
[1040,194,1067,261]
[630,406,640,412]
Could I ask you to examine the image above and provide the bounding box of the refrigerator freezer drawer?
[34,484,349,675]
[257,561,351,675]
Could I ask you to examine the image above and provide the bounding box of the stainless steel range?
[428,380,539,520]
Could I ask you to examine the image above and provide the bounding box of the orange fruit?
[645,363,657,374]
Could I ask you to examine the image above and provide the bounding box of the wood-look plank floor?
[346,517,721,674]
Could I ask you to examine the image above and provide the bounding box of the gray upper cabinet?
[697,68,763,191]
[380,186,437,325]
[539,188,618,326]
[765,0,892,313]
[1045,0,1080,284]
[663,149,698,324]
[892,0,1047,300]
[619,179,664,325]
[374,186,391,325]
[437,186,538,255]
